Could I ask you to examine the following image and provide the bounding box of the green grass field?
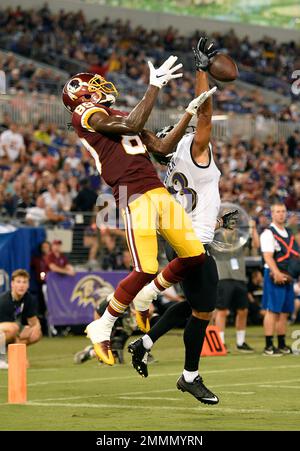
[0,325,300,431]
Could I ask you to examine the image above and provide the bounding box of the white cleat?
[85,319,115,366]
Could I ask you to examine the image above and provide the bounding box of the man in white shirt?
[260,202,299,355]
[0,123,25,163]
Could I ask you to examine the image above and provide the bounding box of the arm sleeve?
[260,229,275,254]
[24,294,38,320]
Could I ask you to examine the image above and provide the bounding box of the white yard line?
[1,364,300,388]
[259,385,300,389]
[119,396,181,401]
[20,401,300,416]
[217,391,255,395]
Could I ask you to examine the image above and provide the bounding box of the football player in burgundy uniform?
[62,56,216,365]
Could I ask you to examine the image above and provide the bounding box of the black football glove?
[221,210,239,230]
[192,36,219,72]
[152,152,172,166]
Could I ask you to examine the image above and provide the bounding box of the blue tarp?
[0,227,46,279]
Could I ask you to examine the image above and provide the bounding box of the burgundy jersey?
[72,102,163,205]
[46,252,69,269]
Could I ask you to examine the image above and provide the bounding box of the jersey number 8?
[121,135,146,155]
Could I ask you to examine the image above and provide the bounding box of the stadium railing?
[0,209,263,272]
[0,209,126,266]
[0,94,298,141]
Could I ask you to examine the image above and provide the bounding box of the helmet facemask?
[88,75,118,107]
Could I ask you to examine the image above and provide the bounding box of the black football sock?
[148,301,191,343]
[184,316,209,372]
[277,335,286,348]
[265,336,273,348]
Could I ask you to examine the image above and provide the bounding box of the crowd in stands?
[0,5,299,121]
[0,51,65,95]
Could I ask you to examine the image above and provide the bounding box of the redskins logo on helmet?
[62,72,118,112]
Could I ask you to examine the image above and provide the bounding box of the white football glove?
[185,86,217,115]
[148,55,183,89]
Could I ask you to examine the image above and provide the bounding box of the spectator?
[25,195,65,226]
[0,122,25,164]
[57,181,72,212]
[42,183,63,212]
[0,269,42,369]
[64,146,81,170]
[247,269,264,325]
[260,202,300,355]
[46,240,75,276]
[214,221,260,352]
[33,121,51,145]
[286,129,300,159]
[113,250,132,271]
[72,178,98,214]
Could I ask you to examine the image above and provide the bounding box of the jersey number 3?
[168,172,198,213]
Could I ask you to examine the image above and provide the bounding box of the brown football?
[270,270,293,285]
[208,53,239,82]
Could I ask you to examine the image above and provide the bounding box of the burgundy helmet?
[62,72,118,112]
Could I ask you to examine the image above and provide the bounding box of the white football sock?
[236,330,246,346]
[133,283,159,311]
[86,310,117,343]
[142,334,153,350]
[183,370,199,383]
[147,280,162,295]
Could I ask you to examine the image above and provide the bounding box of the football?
[269,270,293,285]
[208,53,239,82]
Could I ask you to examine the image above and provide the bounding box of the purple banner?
[46,271,129,326]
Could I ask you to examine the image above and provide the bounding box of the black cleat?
[236,342,254,353]
[278,345,292,354]
[176,375,219,405]
[128,338,149,378]
[263,346,283,356]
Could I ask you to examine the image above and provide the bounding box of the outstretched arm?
[140,111,194,155]
[192,37,218,157]
[89,56,182,136]
[142,88,216,155]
